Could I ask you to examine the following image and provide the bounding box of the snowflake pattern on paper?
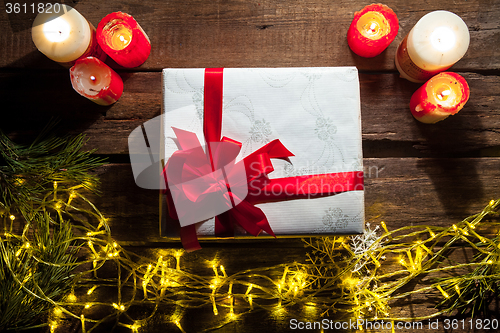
[192,90,204,120]
[249,119,272,144]
[315,116,337,142]
[302,71,322,83]
[322,207,349,232]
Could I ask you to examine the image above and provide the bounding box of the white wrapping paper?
[161,67,364,238]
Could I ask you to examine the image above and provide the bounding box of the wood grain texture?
[1,72,499,156]
[1,0,500,332]
[1,0,499,71]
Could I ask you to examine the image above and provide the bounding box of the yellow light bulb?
[87,286,97,295]
[220,265,227,277]
[436,285,450,298]
[245,284,253,295]
[130,323,141,332]
[67,293,77,303]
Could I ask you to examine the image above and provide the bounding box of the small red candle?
[70,57,123,106]
[410,72,470,124]
[97,12,151,68]
[347,3,399,58]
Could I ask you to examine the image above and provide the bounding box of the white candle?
[31,5,103,66]
[395,11,470,83]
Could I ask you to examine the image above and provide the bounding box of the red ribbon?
[164,68,364,251]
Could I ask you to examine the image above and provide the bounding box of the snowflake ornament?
[350,223,384,272]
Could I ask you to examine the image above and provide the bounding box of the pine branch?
[0,125,106,219]
[0,213,79,331]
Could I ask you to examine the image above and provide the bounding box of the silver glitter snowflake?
[350,223,383,272]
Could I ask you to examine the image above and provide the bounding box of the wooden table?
[1,0,499,332]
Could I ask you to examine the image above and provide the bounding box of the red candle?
[97,12,151,68]
[70,57,123,106]
[347,3,399,58]
[410,72,470,124]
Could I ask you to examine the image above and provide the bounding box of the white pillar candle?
[395,11,470,83]
[31,5,104,66]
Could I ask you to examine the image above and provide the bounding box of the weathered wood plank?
[1,0,498,71]
[88,157,500,244]
[2,72,499,156]
[2,0,499,332]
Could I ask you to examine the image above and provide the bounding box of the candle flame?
[437,89,451,100]
[43,17,71,42]
[430,26,456,53]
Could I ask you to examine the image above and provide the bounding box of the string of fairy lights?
[2,178,500,332]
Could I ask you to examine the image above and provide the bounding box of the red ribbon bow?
[163,68,364,251]
[164,126,294,251]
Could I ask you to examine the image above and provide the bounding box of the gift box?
[160,67,364,247]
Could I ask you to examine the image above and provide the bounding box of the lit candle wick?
[120,35,127,43]
[370,22,377,32]
[90,75,96,82]
[438,89,451,100]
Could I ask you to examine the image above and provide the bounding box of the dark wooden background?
[1,0,499,332]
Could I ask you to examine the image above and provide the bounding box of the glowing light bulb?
[67,293,77,302]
